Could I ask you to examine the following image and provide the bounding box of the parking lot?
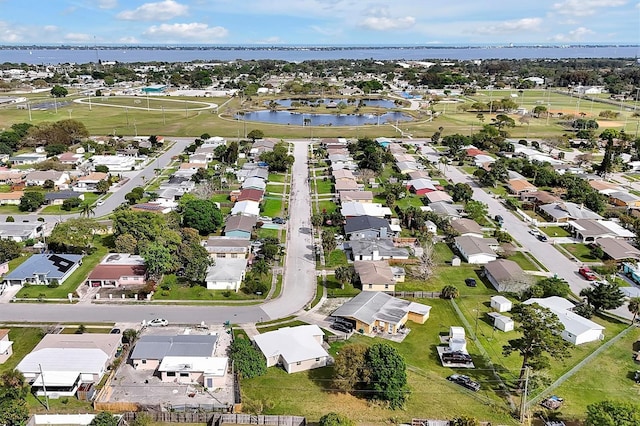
[100,324,235,409]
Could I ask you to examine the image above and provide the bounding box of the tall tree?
[47,218,104,254]
[464,200,488,223]
[579,281,625,314]
[365,343,409,409]
[181,198,223,235]
[89,412,119,426]
[585,400,640,426]
[50,85,68,97]
[333,343,369,392]
[228,338,267,379]
[334,265,355,290]
[18,191,44,212]
[321,229,336,254]
[247,129,264,141]
[140,242,174,279]
[0,239,22,264]
[628,297,640,324]
[503,303,571,386]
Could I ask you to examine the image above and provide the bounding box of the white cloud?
[98,0,118,9]
[473,17,542,35]
[359,15,416,31]
[552,0,627,16]
[64,33,92,42]
[551,27,594,42]
[143,22,228,41]
[117,0,188,21]
[253,36,283,44]
[0,21,23,42]
[119,36,140,44]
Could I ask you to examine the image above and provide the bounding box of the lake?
[236,110,413,126]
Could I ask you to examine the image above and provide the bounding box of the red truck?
[579,267,597,281]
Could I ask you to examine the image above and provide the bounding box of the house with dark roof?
[344,216,393,240]
[223,214,257,239]
[86,254,146,288]
[3,253,83,287]
[130,335,217,371]
[44,191,84,206]
[483,259,531,292]
[331,292,431,335]
[237,188,264,203]
[346,238,409,261]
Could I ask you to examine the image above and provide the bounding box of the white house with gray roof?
[204,258,247,292]
[130,335,218,371]
[454,236,499,264]
[346,238,409,261]
[253,325,330,374]
[3,253,83,287]
[202,237,251,259]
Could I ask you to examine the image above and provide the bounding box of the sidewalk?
[0,285,21,303]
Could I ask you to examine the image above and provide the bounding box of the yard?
[40,193,99,215]
[315,199,338,215]
[153,274,267,301]
[314,179,334,195]
[324,250,348,268]
[506,251,539,271]
[540,226,571,238]
[261,197,283,217]
[396,195,425,210]
[560,243,599,262]
[324,275,360,298]
[0,328,43,374]
[265,183,289,195]
[15,235,110,299]
[268,173,287,183]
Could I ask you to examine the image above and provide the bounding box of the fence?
[384,291,441,299]
[122,412,216,424]
[220,414,306,426]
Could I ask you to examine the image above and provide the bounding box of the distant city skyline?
[1,0,639,45]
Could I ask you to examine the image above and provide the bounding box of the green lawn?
[315,179,334,195]
[16,236,110,299]
[434,242,455,264]
[256,227,280,240]
[310,280,324,309]
[261,197,283,217]
[256,320,310,334]
[540,226,571,237]
[268,173,286,183]
[315,199,338,214]
[40,194,100,214]
[396,195,425,209]
[242,298,516,424]
[324,250,348,268]
[325,275,360,298]
[210,193,230,203]
[507,251,538,271]
[0,328,43,374]
[0,184,11,193]
[0,205,21,214]
[153,274,266,301]
[560,243,599,262]
[265,183,288,195]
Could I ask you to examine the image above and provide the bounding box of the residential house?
[407,178,436,195]
[568,219,635,243]
[483,259,531,292]
[507,178,537,195]
[25,171,69,188]
[250,139,276,156]
[0,222,43,242]
[223,214,257,239]
[538,202,603,223]
[74,172,108,192]
[589,179,621,195]
[450,218,484,238]
[3,253,83,287]
[44,191,84,206]
[425,201,463,219]
[407,170,430,180]
[0,191,23,206]
[596,238,640,261]
[56,152,84,165]
[344,216,393,240]
[9,153,46,165]
[523,297,605,345]
[89,155,137,172]
[241,177,267,192]
[130,335,217,371]
[340,202,392,218]
[188,153,209,164]
[454,236,499,264]
[608,191,640,208]
[158,356,228,389]
[339,191,374,204]
[202,237,251,259]
[231,200,260,217]
[253,325,330,374]
[236,188,264,203]
[0,329,13,364]
[424,190,453,204]
[346,238,409,261]
[179,163,203,172]
[86,253,146,288]
[396,161,420,174]
[354,260,396,292]
[204,258,248,292]
[331,291,431,335]
[17,333,121,397]
[0,170,26,185]
[248,168,269,180]
[519,190,560,207]
[334,179,359,193]
[332,169,356,181]
[131,202,174,214]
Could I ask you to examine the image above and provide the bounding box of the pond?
[236,110,413,126]
[265,98,400,109]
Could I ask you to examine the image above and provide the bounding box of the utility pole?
[39,363,50,411]
[27,102,32,121]
[520,366,530,424]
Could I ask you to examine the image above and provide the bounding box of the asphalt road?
[0,139,315,325]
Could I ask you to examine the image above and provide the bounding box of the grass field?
[314,179,334,195]
[153,274,267,301]
[324,250,348,268]
[0,328,42,374]
[268,173,287,183]
[315,199,338,214]
[262,197,283,217]
[560,243,599,262]
[507,251,539,271]
[325,275,360,298]
[540,226,571,237]
[40,193,99,215]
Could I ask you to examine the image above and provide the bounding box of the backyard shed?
[487,312,514,332]
[490,295,513,312]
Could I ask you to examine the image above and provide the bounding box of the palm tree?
[628,297,640,324]
[80,203,95,218]
[334,265,355,290]
[441,285,459,300]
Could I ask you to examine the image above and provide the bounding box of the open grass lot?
[314,179,334,195]
[153,274,266,301]
[256,227,280,240]
[315,199,338,214]
[268,173,286,183]
[210,193,229,203]
[0,205,21,214]
[540,226,571,237]
[265,183,288,195]
[396,195,424,209]
[507,251,538,271]
[325,275,360,298]
[560,243,598,262]
[40,193,99,215]
[0,328,42,374]
[324,250,348,268]
[16,235,109,299]
[261,197,283,217]
[242,298,516,424]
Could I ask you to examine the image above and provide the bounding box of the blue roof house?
[3,254,83,287]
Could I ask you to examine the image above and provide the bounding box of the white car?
[96,200,105,206]
[147,318,168,327]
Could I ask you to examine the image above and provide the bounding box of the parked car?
[465,278,477,287]
[494,215,504,226]
[447,374,481,392]
[147,318,168,327]
[537,234,548,242]
[96,199,105,206]
[330,322,352,333]
[442,351,473,364]
[110,328,121,334]
[579,267,597,281]
[273,217,285,224]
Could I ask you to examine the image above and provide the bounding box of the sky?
[0,0,639,45]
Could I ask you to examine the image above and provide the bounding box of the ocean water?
[1,45,638,65]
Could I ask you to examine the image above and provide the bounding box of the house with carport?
[253,325,330,374]
[567,219,635,243]
[331,291,431,335]
[596,238,640,261]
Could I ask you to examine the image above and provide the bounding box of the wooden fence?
[120,412,306,426]
[220,414,306,426]
[384,291,441,299]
